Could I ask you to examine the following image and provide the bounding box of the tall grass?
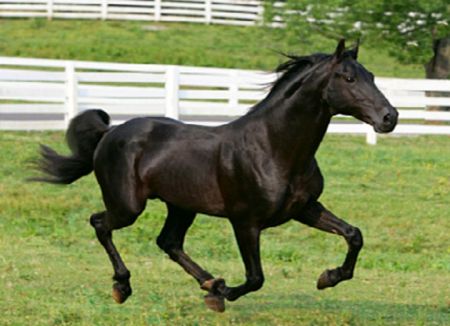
[0,19,425,78]
[1,132,448,325]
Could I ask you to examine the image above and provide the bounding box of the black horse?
[35,39,398,312]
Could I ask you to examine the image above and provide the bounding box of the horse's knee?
[90,212,103,229]
[90,212,111,236]
[345,226,363,249]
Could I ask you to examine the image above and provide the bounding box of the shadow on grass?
[232,293,449,325]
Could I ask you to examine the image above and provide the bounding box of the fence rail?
[0,0,271,25]
[1,56,449,144]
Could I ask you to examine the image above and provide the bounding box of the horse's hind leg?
[294,200,363,289]
[90,208,141,304]
[157,204,226,312]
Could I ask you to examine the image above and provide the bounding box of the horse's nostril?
[383,113,391,124]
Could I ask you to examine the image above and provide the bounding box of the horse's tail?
[33,109,110,184]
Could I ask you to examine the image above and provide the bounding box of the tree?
[266,0,450,79]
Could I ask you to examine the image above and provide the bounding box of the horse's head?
[323,39,398,133]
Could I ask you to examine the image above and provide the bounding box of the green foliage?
[270,0,450,65]
[348,0,450,64]
[275,0,358,40]
[1,132,449,325]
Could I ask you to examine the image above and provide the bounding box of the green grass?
[1,132,448,325]
[0,19,425,77]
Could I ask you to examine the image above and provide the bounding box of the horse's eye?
[344,76,355,83]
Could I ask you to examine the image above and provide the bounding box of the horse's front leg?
[203,222,264,303]
[294,200,363,289]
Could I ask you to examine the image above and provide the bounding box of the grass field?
[0,19,425,78]
[0,131,448,325]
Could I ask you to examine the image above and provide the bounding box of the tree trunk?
[426,37,450,79]
[425,36,450,111]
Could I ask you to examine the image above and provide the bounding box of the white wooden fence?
[0,0,275,26]
[1,56,449,144]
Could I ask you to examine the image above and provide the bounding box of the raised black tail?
[33,109,110,184]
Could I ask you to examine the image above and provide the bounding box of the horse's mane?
[275,53,330,80]
[247,52,331,113]
[274,53,331,93]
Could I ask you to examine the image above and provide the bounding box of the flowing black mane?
[248,49,360,115]
[271,53,330,94]
[246,53,331,114]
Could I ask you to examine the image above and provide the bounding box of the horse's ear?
[333,39,346,62]
[349,38,360,60]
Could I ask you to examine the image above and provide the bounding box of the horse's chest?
[263,166,324,228]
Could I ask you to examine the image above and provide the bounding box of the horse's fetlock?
[247,275,264,291]
[339,267,353,280]
[113,270,131,282]
[223,288,239,302]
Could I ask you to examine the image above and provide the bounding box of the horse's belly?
[157,177,226,216]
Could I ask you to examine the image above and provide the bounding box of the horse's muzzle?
[374,107,398,133]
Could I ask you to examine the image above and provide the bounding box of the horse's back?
[94,116,179,173]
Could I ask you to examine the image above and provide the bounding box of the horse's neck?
[250,90,331,166]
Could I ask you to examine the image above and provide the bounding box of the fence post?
[47,0,53,20]
[101,0,108,20]
[366,124,377,145]
[65,62,78,128]
[165,66,179,120]
[205,0,212,24]
[154,0,161,21]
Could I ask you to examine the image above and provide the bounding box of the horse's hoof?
[204,293,225,313]
[317,269,340,290]
[317,270,331,290]
[112,283,132,304]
